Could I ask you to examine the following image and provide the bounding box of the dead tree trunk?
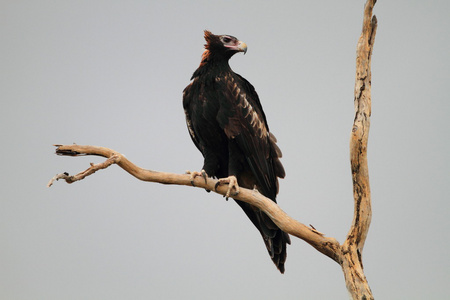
[47,1,377,298]
[341,0,377,297]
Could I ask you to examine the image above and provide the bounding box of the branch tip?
[372,15,377,25]
[309,224,325,236]
[47,172,71,187]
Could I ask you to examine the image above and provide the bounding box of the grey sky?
[1,0,449,299]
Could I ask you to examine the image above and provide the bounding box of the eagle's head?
[203,30,247,59]
[191,30,248,78]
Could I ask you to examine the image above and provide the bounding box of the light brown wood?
[342,0,377,298]
[48,143,343,261]
[48,1,377,298]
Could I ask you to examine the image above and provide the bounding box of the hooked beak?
[237,41,247,54]
[226,40,248,54]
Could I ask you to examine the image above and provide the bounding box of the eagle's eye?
[222,36,232,43]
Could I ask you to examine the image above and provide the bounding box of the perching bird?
[183,30,290,273]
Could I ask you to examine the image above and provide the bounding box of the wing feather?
[183,82,203,152]
[217,73,284,201]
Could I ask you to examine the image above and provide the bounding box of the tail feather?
[235,200,290,273]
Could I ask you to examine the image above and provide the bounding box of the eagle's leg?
[215,175,240,199]
[214,140,242,199]
[186,169,208,186]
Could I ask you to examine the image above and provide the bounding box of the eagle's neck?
[191,49,232,80]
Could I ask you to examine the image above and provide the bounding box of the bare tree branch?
[48,0,376,298]
[48,143,342,262]
[341,0,377,298]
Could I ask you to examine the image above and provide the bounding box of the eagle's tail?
[235,201,291,273]
[258,210,291,273]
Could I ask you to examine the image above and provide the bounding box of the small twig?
[309,224,325,236]
[47,155,120,187]
[47,172,70,187]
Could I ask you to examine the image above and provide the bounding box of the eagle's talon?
[187,170,208,187]
[214,181,221,192]
[215,175,240,199]
[201,170,208,184]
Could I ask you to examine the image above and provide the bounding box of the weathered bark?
[48,1,376,298]
[341,0,377,298]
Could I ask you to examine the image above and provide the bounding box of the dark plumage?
[183,30,290,273]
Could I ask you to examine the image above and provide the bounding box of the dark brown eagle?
[183,30,290,273]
